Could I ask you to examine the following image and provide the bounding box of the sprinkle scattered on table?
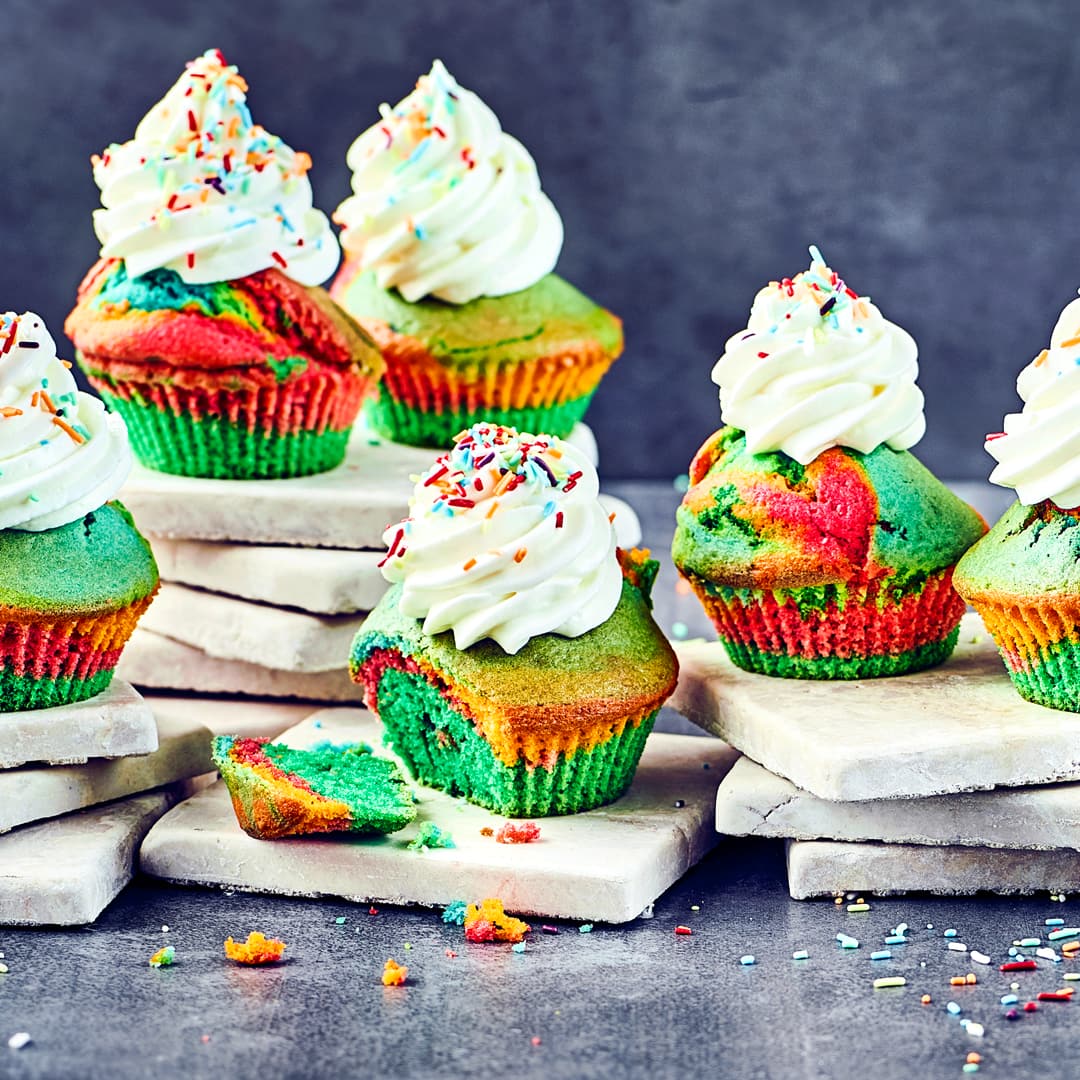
[7,1033,31,1050]
[223,932,286,966]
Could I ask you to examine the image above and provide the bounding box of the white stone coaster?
[0,680,158,770]
[141,708,738,924]
[118,630,358,703]
[121,422,604,550]
[0,786,194,926]
[145,694,317,739]
[716,755,1080,851]
[787,839,1080,899]
[670,612,1080,802]
[0,701,214,835]
[153,539,386,615]
[140,583,362,673]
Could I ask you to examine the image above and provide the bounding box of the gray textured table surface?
[5,479,1056,1080]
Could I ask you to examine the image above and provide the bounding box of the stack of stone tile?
[116,424,639,705]
[670,610,1080,900]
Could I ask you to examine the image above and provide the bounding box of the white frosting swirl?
[986,293,1080,508]
[0,313,132,532]
[92,49,339,286]
[712,246,926,465]
[381,424,621,654]
[334,60,563,304]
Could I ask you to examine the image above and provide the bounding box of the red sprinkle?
[757,352,768,359]
[555,511,564,529]
[369,906,379,916]
[448,498,475,508]
[1024,1001,1039,1012]
[674,926,692,936]
[187,110,198,131]
[531,1037,542,1047]
[223,152,232,173]
[424,465,449,486]
[985,432,1007,441]
[432,125,447,138]
[1001,960,1038,971]
[1038,991,1074,1002]
[271,251,287,269]
[186,253,195,269]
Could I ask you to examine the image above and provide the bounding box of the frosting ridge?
[986,292,1080,508]
[0,312,131,532]
[712,246,926,465]
[334,60,562,304]
[92,49,339,287]
[380,423,620,653]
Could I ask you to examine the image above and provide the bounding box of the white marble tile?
[140,583,362,673]
[120,423,607,550]
[141,708,737,924]
[0,701,213,834]
[716,755,1080,851]
[0,786,192,926]
[118,630,358,703]
[0,680,157,770]
[671,613,1080,801]
[152,539,387,615]
[787,839,1080,899]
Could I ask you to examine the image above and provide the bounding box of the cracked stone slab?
[0,785,195,926]
[140,583,363,673]
[716,755,1080,850]
[671,612,1080,801]
[0,700,214,835]
[0,680,157,769]
[144,694,317,740]
[152,539,388,615]
[119,422,609,550]
[141,708,738,924]
[118,630,358,703]
[787,839,1080,899]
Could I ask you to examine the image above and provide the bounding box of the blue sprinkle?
[579,924,593,934]
[672,622,689,640]
[870,950,891,961]
[947,1002,962,1016]
[1000,994,1018,1005]
[740,955,756,966]
[511,942,526,954]
[944,929,958,938]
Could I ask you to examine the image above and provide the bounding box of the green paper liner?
[374,666,656,817]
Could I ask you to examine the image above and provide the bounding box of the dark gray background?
[3,0,1070,479]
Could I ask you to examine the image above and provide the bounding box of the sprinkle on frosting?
[92,49,339,286]
[711,246,926,466]
[0,312,131,532]
[985,290,1080,508]
[334,60,563,304]
[380,423,620,654]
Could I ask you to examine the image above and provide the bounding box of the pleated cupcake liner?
[368,663,657,816]
[970,599,1080,711]
[0,596,152,712]
[363,389,593,448]
[90,370,367,479]
[689,569,967,680]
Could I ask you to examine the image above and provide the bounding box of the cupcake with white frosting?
[0,312,158,711]
[65,49,383,480]
[672,247,986,679]
[350,423,677,815]
[955,291,1080,709]
[331,60,622,448]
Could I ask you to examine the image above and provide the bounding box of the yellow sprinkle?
[1064,973,1080,981]
[873,977,906,989]
[847,903,871,913]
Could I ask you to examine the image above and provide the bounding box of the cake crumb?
[382,959,408,986]
[442,900,468,926]
[149,946,175,968]
[495,821,541,844]
[408,822,456,851]
[480,827,494,837]
[224,932,286,965]
[464,898,530,944]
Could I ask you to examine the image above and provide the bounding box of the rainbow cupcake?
[350,424,677,815]
[956,291,1080,710]
[672,248,986,679]
[0,312,158,711]
[331,61,622,448]
[65,50,383,480]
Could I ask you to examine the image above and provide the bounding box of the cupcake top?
[91,49,339,287]
[0,312,131,532]
[380,423,620,654]
[712,246,926,466]
[985,292,1080,509]
[334,60,563,305]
